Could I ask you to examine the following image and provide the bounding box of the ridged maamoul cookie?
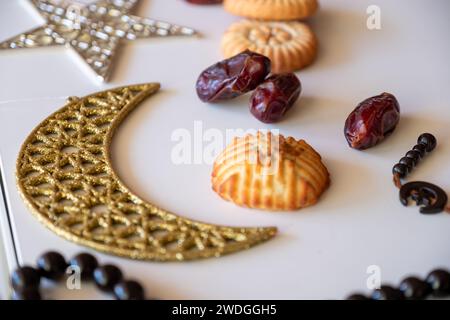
[224,0,319,21]
[221,20,318,73]
[212,132,330,211]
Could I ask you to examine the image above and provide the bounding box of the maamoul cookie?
[221,20,318,73]
[224,0,319,21]
[211,132,330,211]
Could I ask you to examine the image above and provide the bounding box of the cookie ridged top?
[212,132,330,211]
[224,0,319,20]
[221,20,318,73]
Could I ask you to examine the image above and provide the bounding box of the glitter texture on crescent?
[15,83,277,261]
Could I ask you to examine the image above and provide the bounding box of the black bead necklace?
[392,133,449,214]
[10,251,146,300]
[347,268,450,300]
[347,134,450,300]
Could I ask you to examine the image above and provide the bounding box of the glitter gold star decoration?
[0,0,197,82]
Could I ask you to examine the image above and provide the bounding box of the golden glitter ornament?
[15,83,276,261]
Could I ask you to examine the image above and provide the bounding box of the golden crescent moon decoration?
[16,83,277,261]
[0,0,197,82]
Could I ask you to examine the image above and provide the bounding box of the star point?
[0,0,198,82]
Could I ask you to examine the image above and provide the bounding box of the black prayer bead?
[371,285,404,300]
[114,280,145,300]
[346,293,369,300]
[393,163,408,178]
[399,276,431,300]
[37,251,67,281]
[93,264,123,292]
[417,133,437,152]
[405,150,421,165]
[11,266,41,290]
[69,253,98,280]
[11,288,42,300]
[399,157,414,170]
[412,144,426,157]
[426,269,450,296]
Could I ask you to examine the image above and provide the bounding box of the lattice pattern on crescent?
[16,83,276,261]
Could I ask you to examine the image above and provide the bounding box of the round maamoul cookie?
[212,132,330,211]
[221,20,318,73]
[224,0,319,21]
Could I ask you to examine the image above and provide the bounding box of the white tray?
[0,0,449,299]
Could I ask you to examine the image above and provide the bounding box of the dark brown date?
[249,73,301,123]
[196,50,271,103]
[344,92,400,150]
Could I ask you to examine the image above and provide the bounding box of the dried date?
[344,92,400,150]
[249,73,301,123]
[196,50,271,103]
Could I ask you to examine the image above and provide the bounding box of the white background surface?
[0,0,449,299]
